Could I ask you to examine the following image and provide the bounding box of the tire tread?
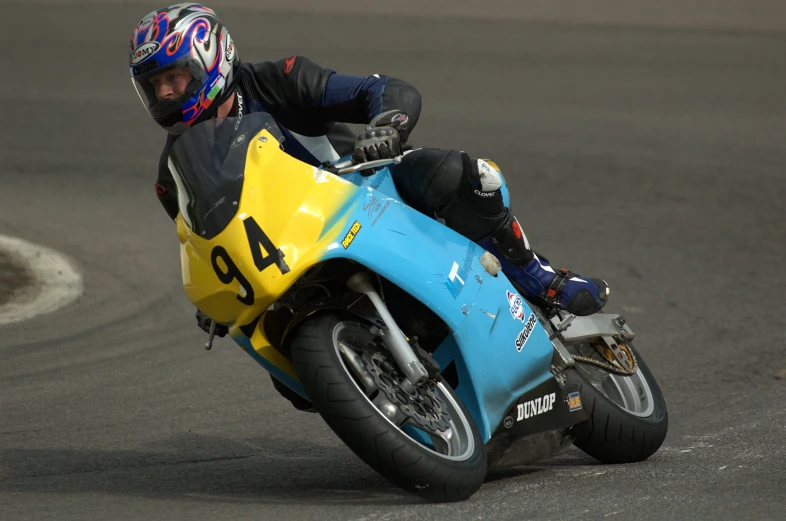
[290,314,487,501]
[569,344,668,464]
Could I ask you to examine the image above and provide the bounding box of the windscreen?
[168,112,284,238]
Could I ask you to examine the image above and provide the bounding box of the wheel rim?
[570,343,655,418]
[331,321,476,461]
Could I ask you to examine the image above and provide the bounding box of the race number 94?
[209,216,290,305]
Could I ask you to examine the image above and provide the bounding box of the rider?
[130,4,610,348]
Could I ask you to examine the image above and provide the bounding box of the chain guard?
[361,346,451,432]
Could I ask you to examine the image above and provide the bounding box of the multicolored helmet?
[129,3,240,135]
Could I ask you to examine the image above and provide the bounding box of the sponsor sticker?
[130,41,160,65]
[230,134,246,148]
[516,392,556,421]
[225,36,235,61]
[446,262,465,298]
[233,92,244,131]
[507,290,525,322]
[362,195,391,226]
[341,220,362,249]
[369,169,390,189]
[391,113,409,125]
[473,189,495,198]
[568,391,583,412]
[515,313,537,351]
[445,243,477,299]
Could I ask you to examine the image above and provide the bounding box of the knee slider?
[391,148,508,242]
[435,153,507,241]
[471,158,503,195]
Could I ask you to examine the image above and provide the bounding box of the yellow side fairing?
[177,128,359,337]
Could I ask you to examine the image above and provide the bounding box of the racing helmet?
[129,3,240,135]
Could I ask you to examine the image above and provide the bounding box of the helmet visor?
[131,56,207,127]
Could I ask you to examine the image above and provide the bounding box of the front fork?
[345,270,588,392]
[346,272,430,392]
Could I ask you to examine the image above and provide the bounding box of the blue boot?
[479,213,610,316]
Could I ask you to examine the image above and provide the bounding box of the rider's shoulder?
[245,56,329,80]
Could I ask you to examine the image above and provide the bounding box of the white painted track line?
[0,235,84,326]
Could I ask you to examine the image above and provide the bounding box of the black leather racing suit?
[154,55,509,242]
[154,56,605,409]
[155,56,420,219]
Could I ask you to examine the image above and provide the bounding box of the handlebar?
[326,156,404,175]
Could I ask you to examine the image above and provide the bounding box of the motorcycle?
[168,112,668,502]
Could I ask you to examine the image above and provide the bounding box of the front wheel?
[290,313,487,502]
[567,342,668,463]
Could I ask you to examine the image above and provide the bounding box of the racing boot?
[479,211,610,316]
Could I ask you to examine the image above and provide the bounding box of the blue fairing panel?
[327,168,555,441]
[323,185,482,332]
[432,274,556,441]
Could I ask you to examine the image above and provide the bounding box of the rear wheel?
[290,313,487,502]
[567,342,668,463]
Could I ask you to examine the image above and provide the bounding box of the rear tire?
[567,343,668,463]
[290,313,487,502]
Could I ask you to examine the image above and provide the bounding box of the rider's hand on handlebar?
[353,110,411,165]
[353,127,401,163]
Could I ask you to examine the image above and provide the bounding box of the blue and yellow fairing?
[175,122,555,441]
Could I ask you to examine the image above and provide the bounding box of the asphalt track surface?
[2,1,785,520]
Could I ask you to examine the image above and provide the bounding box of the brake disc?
[362,347,451,432]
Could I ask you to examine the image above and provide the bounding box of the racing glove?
[353,110,410,164]
[196,309,228,337]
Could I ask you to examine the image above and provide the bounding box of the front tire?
[290,313,487,502]
[567,342,668,463]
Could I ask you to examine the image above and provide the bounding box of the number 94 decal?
[209,216,290,306]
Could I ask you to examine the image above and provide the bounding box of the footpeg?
[548,313,575,340]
